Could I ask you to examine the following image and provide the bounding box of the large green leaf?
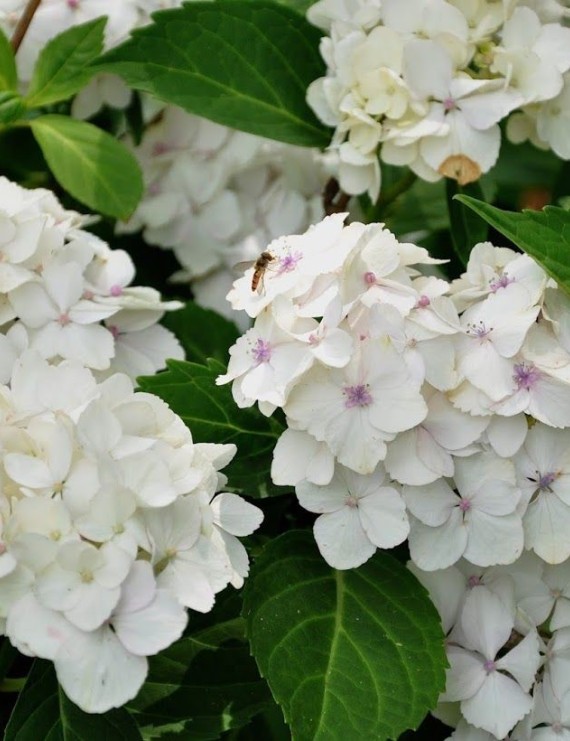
[129,593,272,740]
[94,1,329,147]
[5,660,142,740]
[243,531,447,741]
[446,180,488,267]
[162,303,239,366]
[456,196,570,294]
[29,115,143,219]
[25,18,105,108]
[138,359,284,497]
[0,28,17,92]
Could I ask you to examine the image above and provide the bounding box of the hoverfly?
[234,251,276,293]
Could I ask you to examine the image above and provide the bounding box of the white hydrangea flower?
[121,105,332,323]
[0,176,264,714]
[441,589,540,738]
[405,452,523,570]
[307,0,570,199]
[296,463,409,568]
[0,176,183,378]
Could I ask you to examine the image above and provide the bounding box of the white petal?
[113,589,187,656]
[464,511,523,566]
[358,487,409,549]
[496,630,541,692]
[408,511,468,570]
[55,627,147,713]
[460,589,514,659]
[524,492,570,564]
[461,672,533,739]
[211,493,264,536]
[313,508,375,569]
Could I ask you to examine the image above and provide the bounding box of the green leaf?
[0,91,25,124]
[243,531,447,741]
[5,660,142,740]
[162,303,239,366]
[271,0,315,14]
[384,179,449,238]
[29,114,143,219]
[95,1,330,147]
[0,28,17,92]
[25,18,106,108]
[138,359,284,497]
[129,592,272,740]
[456,196,570,294]
[446,180,488,267]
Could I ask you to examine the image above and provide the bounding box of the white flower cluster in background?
[218,212,570,738]
[0,0,183,117]
[306,0,570,200]
[0,176,264,713]
[120,105,332,328]
[0,175,183,379]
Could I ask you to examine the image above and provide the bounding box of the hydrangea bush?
[0,0,569,740]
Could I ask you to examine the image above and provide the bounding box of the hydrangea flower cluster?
[218,212,570,737]
[0,175,183,379]
[0,0,183,117]
[0,176,264,713]
[306,0,570,200]
[120,105,331,327]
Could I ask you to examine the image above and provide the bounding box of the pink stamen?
[343,384,373,408]
[110,284,123,297]
[415,295,431,308]
[252,338,272,364]
[489,273,514,292]
[483,659,496,674]
[364,271,376,285]
[277,251,302,274]
[58,313,71,326]
[514,363,542,390]
[459,498,472,512]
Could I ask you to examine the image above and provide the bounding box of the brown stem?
[10,0,43,54]
[323,177,351,216]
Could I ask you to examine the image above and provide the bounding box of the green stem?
[0,677,25,693]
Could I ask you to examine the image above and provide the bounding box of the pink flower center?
[67,0,79,7]
[108,324,120,340]
[345,495,359,508]
[364,271,376,285]
[252,338,272,364]
[483,659,496,674]
[489,273,514,292]
[83,289,94,300]
[58,312,71,326]
[277,251,302,274]
[538,471,558,490]
[443,97,457,112]
[110,284,123,297]
[467,320,491,339]
[343,384,373,408]
[415,294,431,308]
[468,575,481,588]
[459,498,472,512]
[514,362,541,390]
